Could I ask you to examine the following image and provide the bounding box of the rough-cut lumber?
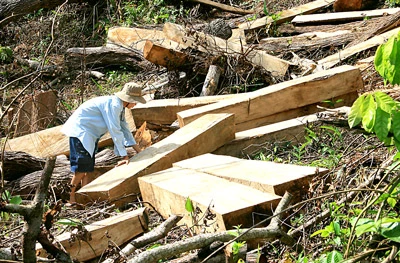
[259,30,353,52]
[106,27,166,51]
[163,23,290,77]
[65,46,144,70]
[177,65,363,131]
[200,65,221,96]
[36,208,148,262]
[143,40,188,69]
[76,113,235,205]
[292,8,400,25]
[238,0,335,30]
[4,109,137,158]
[213,107,350,158]
[191,0,253,15]
[173,154,328,198]
[317,27,400,70]
[138,166,281,232]
[131,94,236,127]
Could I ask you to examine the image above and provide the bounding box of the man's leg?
[70,171,86,204]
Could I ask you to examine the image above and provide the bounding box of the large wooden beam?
[106,27,166,51]
[317,27,400,70]
[4,109,137,158]
[139,166,281,232]
[131,94,236,127]
[36,208,148,262]
[213,106,350,158]
[163,23,290,77]
[292,8,400,25]
[76,113,235,205]
[238,0,335,30]
[173,154,328,198]
[143,40,189,69]
[177,65,363,131]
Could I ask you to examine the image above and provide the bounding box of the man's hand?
[116,156,130,167]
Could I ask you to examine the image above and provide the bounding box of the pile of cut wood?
[4,0,400,261]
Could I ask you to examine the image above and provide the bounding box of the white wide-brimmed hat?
[115,85,146,104]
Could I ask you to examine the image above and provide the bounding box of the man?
[61,85,146,206]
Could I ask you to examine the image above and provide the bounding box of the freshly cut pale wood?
[36,208,148,262]
[138,167,281,232]
[200,65,221,96]
[163,23,290,77]
[214,106,351,158]
[143,40,188,69]
[177,65,362,131]
[191,0,253,15]
[106,27,166,51]
[238,0,335,30]
[229,28,247,45]
[317,27,400,70]
[76,113,235,205]
[4,109,137,158]
[173,153,328,197]
[131,94,236,127]
[292,8,400,25]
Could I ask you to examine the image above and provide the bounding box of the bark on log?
[65,46,146,70]
[0,0,95,27]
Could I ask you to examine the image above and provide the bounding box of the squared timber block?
[138,167,281,232]
[177,65,363,132]
[36,208,148,262]
[214,106,350,158]
[76,113,235,206]
[173,153,329,198]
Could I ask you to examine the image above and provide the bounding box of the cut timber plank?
[76,113,235,205]
[138,167,281,232]
[292,8,400,25]
[143,40,188,69]
[36,208,148,262]
[106,27,166,51]
[131,94,237,127]
[213,107,351,158]
[4,109,136,158]
[173,153,328,198]
[177,65,363,131]
[163,23,290,77]
[238,0,335,30]
[317,27,400,70]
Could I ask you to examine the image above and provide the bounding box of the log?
[139,166,282,232]
[76,113,236,206]
[143,40,188,69]
[191,0,253,15]
[316,27,400,70]
[4,108,137,158]
[291,8,400,25]
[238,0,335,30]
[131,94,237,127]
[36,208,149,262]
[333,0,378,12]
[163,23,290,77]
[106,27,166,51]
[213,106,350,158]
[177,65,363,131]
[200,65,221,96]
[65,46,145,70]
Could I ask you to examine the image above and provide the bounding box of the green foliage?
[55,218,83,227]
[374,31,400,85]
[386,0,400,7]
[348,91,400,150]
[0,46,13,63]
[1,190,22,221]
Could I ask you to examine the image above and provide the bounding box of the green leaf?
[361,94,376,133]
[326,250,343,263]
[348,95,366,128]
[374,33,400,85]
[380,222,400,243]
[56,218,82,226]
[392,110,400,142]
[375,91,396,113]
[185,197,194,213]
[9,196,22,205]
[374,107,391,141]
[387,197,397,208]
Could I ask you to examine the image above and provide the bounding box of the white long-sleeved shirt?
[61,95,136,157]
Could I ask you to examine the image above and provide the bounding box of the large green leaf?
[361,94,376,133]
[380,222,400,243]
[326,250,343,263]
[374,91,396,113]
[374,32,400,85]
[374,107,390,141]
[348,94,366,128]
[392,110,400,142]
